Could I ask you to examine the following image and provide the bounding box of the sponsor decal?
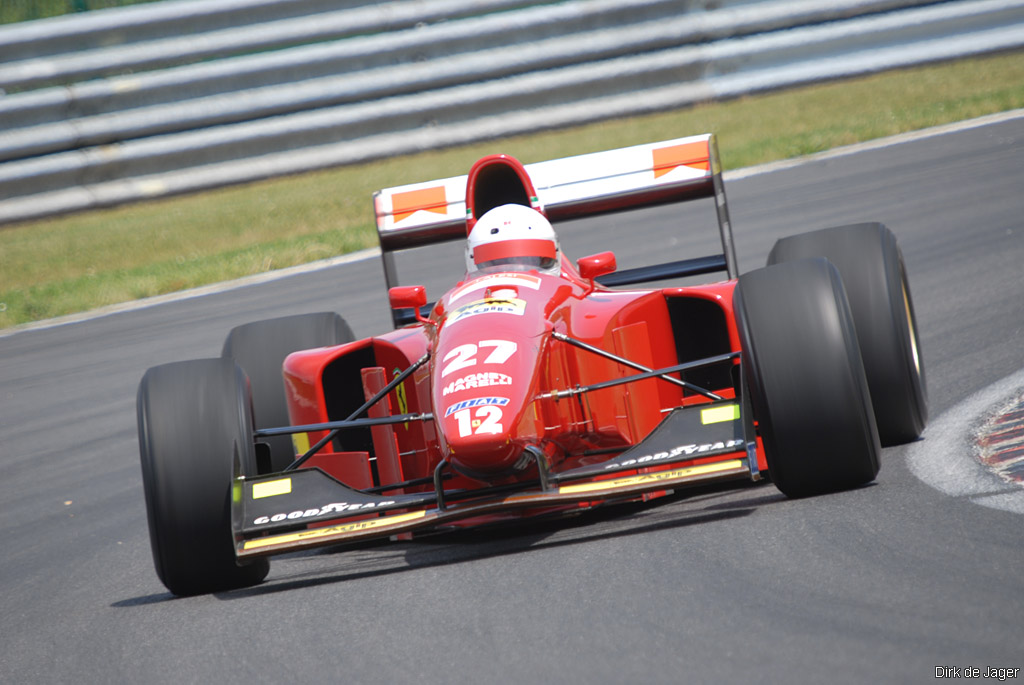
[443,371,513,396]
[444,396,510,417]
[445,298,525,326]
[393,368,408,415]
[393,367,409,431]
[445,397,511,437]
[606,439,745,470]
[253,499,396,526]
[451,405,504,437]
[448,273,541,304]
[252,478,292,499]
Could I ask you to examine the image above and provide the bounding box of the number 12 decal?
[453,406,503,437]
[441,340,517,377]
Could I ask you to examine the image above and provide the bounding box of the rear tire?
[735,258,881,498]
[137,358,269,596]
[768,223,927,444]
[222,312,353,472]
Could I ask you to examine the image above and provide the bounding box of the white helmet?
[465,204,560,276]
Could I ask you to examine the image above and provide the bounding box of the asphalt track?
[1,113,1022,683]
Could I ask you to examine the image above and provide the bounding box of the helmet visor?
[471,238,558,274]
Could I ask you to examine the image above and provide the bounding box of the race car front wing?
[233,398,759,560]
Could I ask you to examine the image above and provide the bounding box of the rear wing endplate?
[373,133,737,319]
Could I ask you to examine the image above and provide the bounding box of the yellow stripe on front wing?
[700,404,740,425]
[558,459,743,495]
[251,478,292,499]
[242,510,427,551]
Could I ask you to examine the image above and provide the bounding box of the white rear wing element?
[372,133,737,295]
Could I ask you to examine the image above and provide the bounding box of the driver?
[465,204,561,277]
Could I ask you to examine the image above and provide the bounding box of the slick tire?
[222,312,353,473]
[734,258,881,498]
[137,358,269,596]
[768,223,927,444]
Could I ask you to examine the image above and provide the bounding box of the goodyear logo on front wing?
[445,298,525,326]
[605,439,744,470]
[253,499,397,525]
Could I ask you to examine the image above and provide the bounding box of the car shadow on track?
[112,481,789,605]
[208,481,787,601]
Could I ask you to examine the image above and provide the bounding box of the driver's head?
[465,204,560,276]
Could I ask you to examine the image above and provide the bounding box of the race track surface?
[1,115,1022,683]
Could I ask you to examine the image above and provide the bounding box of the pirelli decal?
[558,459,744,495]
[242,510,428,551]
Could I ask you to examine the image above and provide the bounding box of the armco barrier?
[2,0,930,161]
[0,0,541,86]
[0,0,1022,225]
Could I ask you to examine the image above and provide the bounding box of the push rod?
[551,331,731,401]
[539,350,738,401]
[255,413,432,438]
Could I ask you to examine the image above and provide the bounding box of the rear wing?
[373,133,738,324]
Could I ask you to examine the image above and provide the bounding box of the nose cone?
[436,351,537,476]
[445,407,522,475]
[432,273,555,478]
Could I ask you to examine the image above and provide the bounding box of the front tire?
[222,312,353,472]
[735,258,881,498]
[137,358,269,596]
[768,222,927,444]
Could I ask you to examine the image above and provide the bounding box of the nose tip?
[447,436,520,477]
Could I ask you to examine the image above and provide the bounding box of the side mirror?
[389,285,426,310]
[577,251,617,281]
[388,285,431,325]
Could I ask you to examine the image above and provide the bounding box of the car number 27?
[440,340,517,377]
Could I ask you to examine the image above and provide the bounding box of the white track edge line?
[905,367,1024,515]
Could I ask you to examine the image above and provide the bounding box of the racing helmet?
[465,204,561,276]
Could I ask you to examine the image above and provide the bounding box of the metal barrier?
[0,0,1022,225]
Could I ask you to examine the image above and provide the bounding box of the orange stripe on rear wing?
[374,134,718,250]
[391,186,449,223]
[652,140,712,178]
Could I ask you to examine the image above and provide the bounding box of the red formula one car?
[137,133,927,596]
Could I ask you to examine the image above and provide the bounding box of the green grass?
[0,1,159,25]
[2,50,1023,330]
